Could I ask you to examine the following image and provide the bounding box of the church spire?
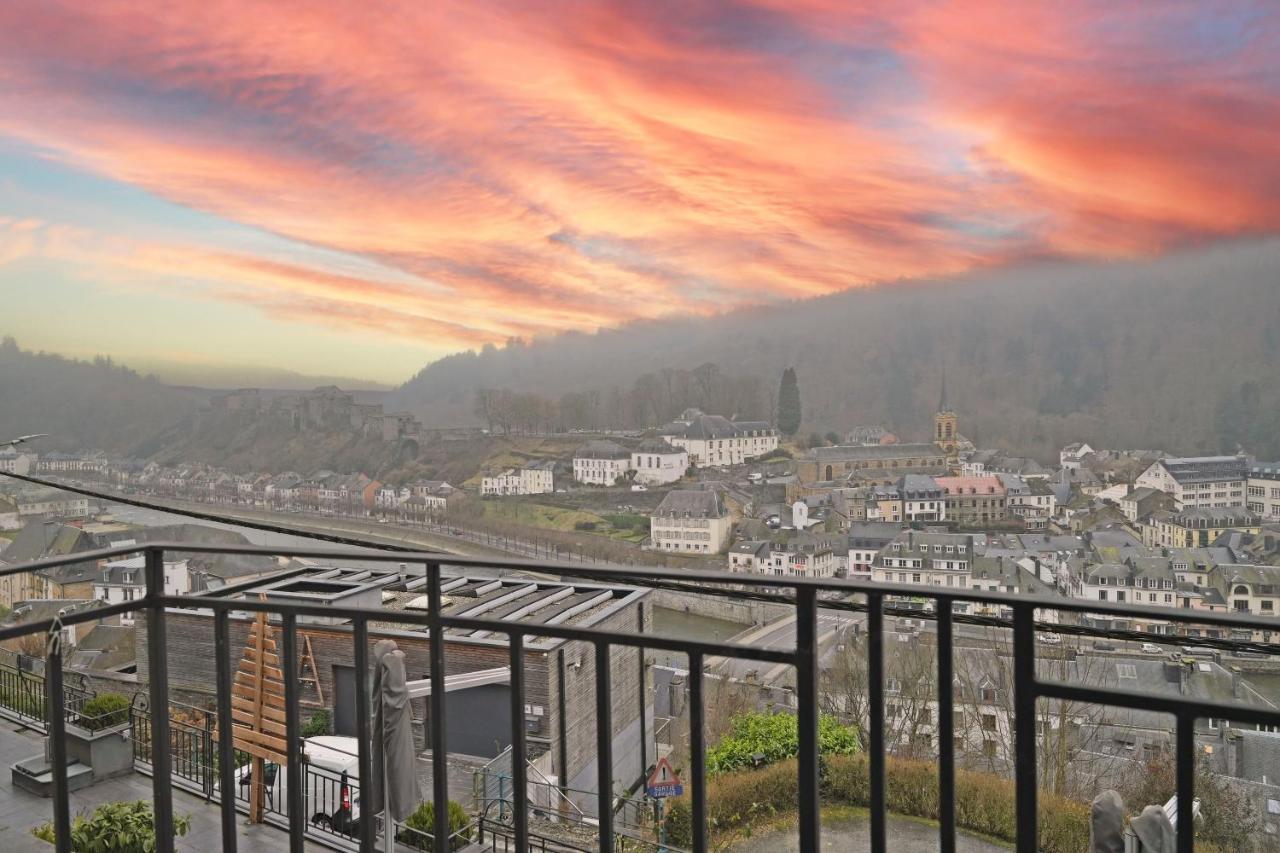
[938,369,949,413]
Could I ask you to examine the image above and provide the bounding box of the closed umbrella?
[367,639,420,850]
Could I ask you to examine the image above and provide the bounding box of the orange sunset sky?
[1,1,1278,382]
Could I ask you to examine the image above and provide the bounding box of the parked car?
[1040,633,1062,645]
[1093,641,1117,652]
[230,736,361,835]
[1141,642,1162,654]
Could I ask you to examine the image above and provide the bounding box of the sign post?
[646,757,683,852]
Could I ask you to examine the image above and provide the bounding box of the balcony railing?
[5,541,1280,853]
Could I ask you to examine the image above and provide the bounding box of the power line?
[0,469,428,554]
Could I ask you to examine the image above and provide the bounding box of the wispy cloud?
[0,0,1277,373]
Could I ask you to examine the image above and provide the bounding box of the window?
[980,687,997,703]
[981,713,997,731]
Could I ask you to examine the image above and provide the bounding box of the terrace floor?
[0,720,290,852]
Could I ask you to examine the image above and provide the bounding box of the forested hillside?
[389,240,1280,460]
[0,337,203,454]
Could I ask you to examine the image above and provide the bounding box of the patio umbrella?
[367,639,420,848]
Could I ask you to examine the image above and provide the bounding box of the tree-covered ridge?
[389,240,1280,459]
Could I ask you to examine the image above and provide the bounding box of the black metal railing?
[0,653,94,730]
[4,540,1280,853]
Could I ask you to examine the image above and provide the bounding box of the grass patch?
[480,502,647,542]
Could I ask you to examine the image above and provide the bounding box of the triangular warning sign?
[647,756,681,789]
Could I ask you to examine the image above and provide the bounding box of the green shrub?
[399,800,472,851]
[671,753,1094,853]
[301,709,331,738]
[573,521,598,531]
[33,800,191,851]
[78,693,131,731]
[756,448,793,462]
[663,759,799,848]
[705,711,859,775]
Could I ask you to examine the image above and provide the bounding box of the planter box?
[65,721,135,782]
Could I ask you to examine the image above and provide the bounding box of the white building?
[0,451,34,476]
[573,440,631,486]
[872,531,975,589]
[482,462,555,496]
[16,489,89,519]
[34,453,106,474]
[728,531,837,578]
[1246,462,1280,523]
[658,409,777,468]
[630,438,689,486]
[1059,443,1095,471]
[94,555,190,626]
[650,489,732,554]
[1135,456,1248,510]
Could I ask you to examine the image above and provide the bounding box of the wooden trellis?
[228,609,289,822]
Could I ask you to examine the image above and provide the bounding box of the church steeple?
[938,369,950,414]
[933,370,958,457]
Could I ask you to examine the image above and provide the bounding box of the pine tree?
[777,367,801,437]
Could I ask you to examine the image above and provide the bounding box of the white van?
[231,736,362,835]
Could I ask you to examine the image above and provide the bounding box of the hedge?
[666,754,1091,852]
[667,754,1231,852]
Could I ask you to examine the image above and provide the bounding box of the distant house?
[630,438,689,486]
[0,450,34,476]
[573,440,631,486]
[1059,443,1095,471]
[845,523,902,581]
[15,488,89,520]
[650,489,731,554]
[1118,486,1174,523]
[998,474,1056,530]
[1246,462,1280,523]
[658,409,777,467]
[872,531,975,590]
[482,462,555,496]
[728,530,838,578]
[1140,507,1260,550]
[1135,456,1248,510]
[94,555,190,626]
[935,475,1008,526]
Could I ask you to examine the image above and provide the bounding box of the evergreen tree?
[777,367,801,437]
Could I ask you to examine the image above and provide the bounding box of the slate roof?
[653,489,726,519]
[574,440,630,460]
[633,438,682,454]
[812,443,943,463]
[1158,456,1248,485]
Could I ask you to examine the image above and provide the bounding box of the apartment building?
[650,489,731,554]
[1135,456,1248,510]
[1140,507,1261,549]
[872,531,975,589]
[1246,462,1280,523]
[572,440,631,486]
[658,409,777,467]
[630,438,689,486]
[481,461,555,496]
[935,475,1008,526]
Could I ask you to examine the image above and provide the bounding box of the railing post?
[145,547,175,853]
[1012,605,1038,853]
[509,632,529,852]
[427,561,450,853]
[867,591,886,852]
[354,617,375,852]
[688,650,707,853]
[795,587,820,852]
[281,614,305,852]
[1176,712,1195,853]
[45,624,71,853]
[936,598,956,853]
[596,641,614,853]
[214,610,238,852]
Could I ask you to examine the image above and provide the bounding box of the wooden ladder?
[297,633,325,707]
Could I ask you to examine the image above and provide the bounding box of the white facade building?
[630,439,689,486]
[650,489,731,554]
[573,441,631,486]
[482,463,555,496]
[1135,456,1248,510]
[1246,462,1280,523]
[658,410,777,468]
[94,555,190,626]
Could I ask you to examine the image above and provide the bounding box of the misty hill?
[389,240,1280,460]
[0,337,203,454]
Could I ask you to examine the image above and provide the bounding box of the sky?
[1,1,1278,384]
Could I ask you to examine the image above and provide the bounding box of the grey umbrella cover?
[368,640,420,822]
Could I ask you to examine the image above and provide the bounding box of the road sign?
[646,757,684,799]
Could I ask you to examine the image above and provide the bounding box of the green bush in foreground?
[78,693,131,731]
[706,711,859,776]
[399,800,472,851]
[33,800,190,852]
[300,709,331,738]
